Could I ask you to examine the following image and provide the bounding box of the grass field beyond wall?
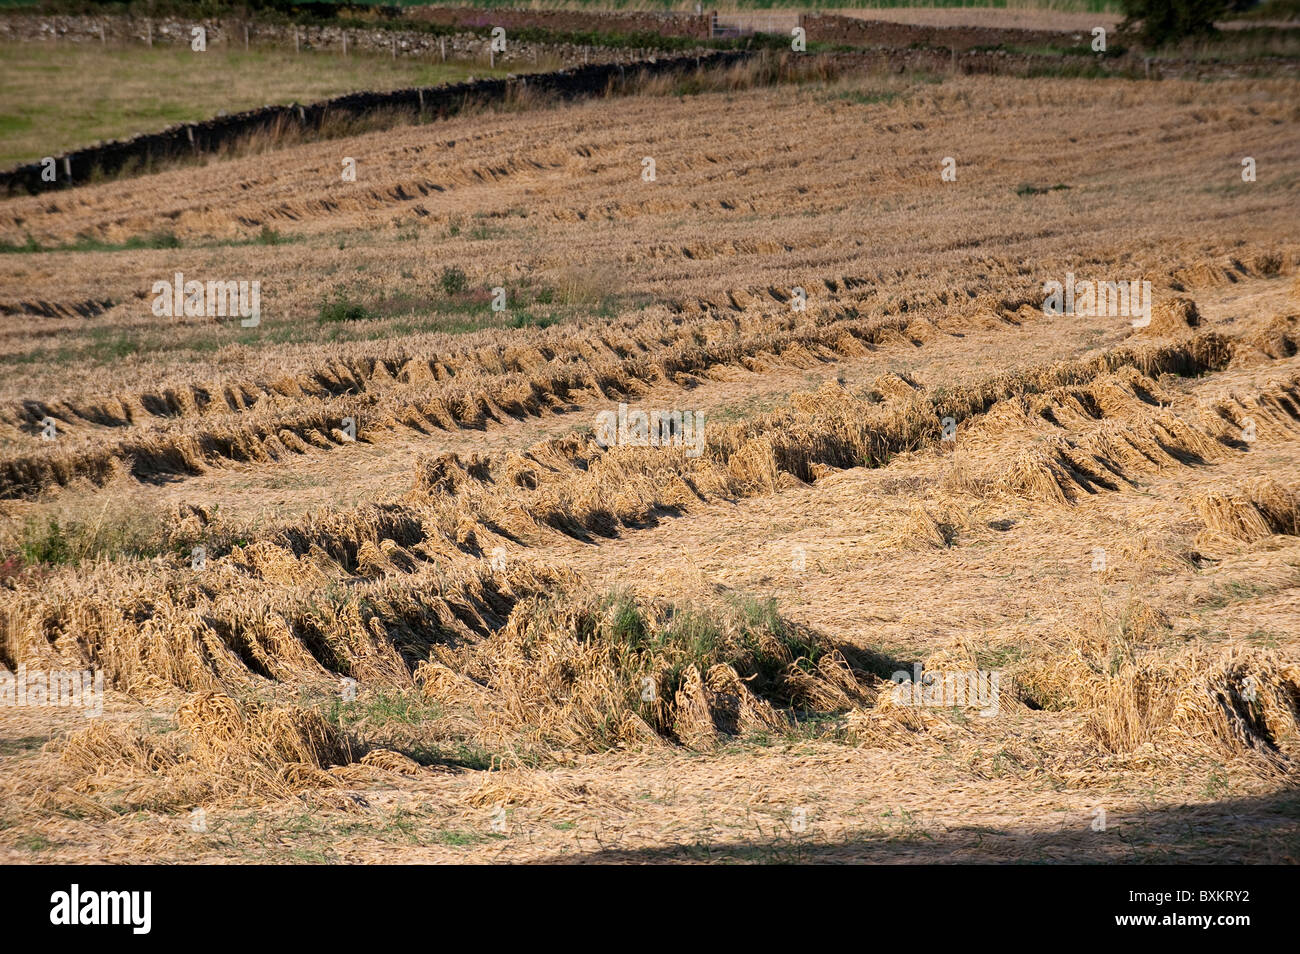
[0,40,517,167]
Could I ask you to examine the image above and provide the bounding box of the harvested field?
[836,5,1124,32]
[1,30,1299,869]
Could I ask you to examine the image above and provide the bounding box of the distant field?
[0,41,516,167]
[834,4,1123,30]
[0,1,1126,13]
[295,0,1124,10]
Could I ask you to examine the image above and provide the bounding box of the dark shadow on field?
[532,789,1300,864]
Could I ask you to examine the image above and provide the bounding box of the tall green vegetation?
[1119,0,1230,45]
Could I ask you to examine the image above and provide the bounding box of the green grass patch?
[438,266,469,296]
[16,832,54,852]
[326,690,443,729]
[0,736,49,757]
[317,292,378,323]
[1,498,250,569]
[434,829,502,847]
[0,39,515,167]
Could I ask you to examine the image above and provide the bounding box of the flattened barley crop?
[2,53,1299,864]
